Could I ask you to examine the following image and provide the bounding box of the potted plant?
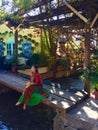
[4,56,11,70]
[4,55,18,72]
[56,59,70,71]
[11,55,18,72]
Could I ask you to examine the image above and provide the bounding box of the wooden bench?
[0,72,88,112]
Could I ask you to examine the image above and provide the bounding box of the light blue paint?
[6,42,14,56]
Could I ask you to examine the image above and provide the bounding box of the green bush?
[29,53,48,67]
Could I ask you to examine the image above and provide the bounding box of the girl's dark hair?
[32,64,39,73]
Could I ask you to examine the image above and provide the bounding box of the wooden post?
[14,29,18,58]
[84,26,91,97]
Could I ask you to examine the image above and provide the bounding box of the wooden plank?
[43,84,85,102]
[0,73,28,89]
[0,72,87,111]
[0,73,86,103]
[0,78,66,111]
[0,80,23,93]
[47,94,75,109]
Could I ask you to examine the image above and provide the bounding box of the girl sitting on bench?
[15,65,49,110]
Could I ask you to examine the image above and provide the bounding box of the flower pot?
[11,66,17,73]
[92,90,98,100]
[94,90,98,100]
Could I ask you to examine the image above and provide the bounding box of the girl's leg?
[23,103,27,110]
[15,102,22,106]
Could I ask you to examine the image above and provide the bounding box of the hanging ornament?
[58,34,67,44]
[73,54,77,59]
[36,31,41,35]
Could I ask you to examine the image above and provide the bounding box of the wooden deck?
[0,72,88,112]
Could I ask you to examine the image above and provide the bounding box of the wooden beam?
[90,13,98,28]
[66,2,88,23]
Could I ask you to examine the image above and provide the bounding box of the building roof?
[0,24,11,33]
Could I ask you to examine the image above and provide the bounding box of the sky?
[0,0,13,12]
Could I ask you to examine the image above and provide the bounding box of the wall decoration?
[22,42,32,58]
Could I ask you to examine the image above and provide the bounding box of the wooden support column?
[84,26,91,96]
[84,27,90,68]
[14,29,18,58]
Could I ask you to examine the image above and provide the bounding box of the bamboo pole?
[66,2,88,23]
[90,13,98,28]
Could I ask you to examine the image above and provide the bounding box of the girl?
[15,65,49,110]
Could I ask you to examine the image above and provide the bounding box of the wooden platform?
[0,72,88,112]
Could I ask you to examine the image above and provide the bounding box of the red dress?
[23,73,48,103]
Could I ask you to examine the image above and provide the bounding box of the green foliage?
[29,53,48,67]
[4,55,18,67]
[13,0,34,11]
[0,7,8,21]
[81,66,98,91]
[56,59,70,70]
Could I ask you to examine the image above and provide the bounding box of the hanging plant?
[23,35,28,39]
[2,42,6,45]
[0,38,4,42]
[19,38,24,43]
[3,47,5,51]
[35,42,39,45]
[31,47,34,51]
[28,34,32,37]
[27,38,32,41]
[31,39,36,43]
[9,31,13,34]
[5,31,8,34]
[18,35,22,38]
[18,47,22,51]
[19,52,23,56]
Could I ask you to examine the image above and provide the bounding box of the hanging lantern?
[73,54,77,59]
[58,34,66,44]
[71,63,74,67]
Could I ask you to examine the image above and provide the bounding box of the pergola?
[12,0,98,63]
[7,0,98,95]
[17,0,98,28]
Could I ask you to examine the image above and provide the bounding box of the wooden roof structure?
[17,0,98,30]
